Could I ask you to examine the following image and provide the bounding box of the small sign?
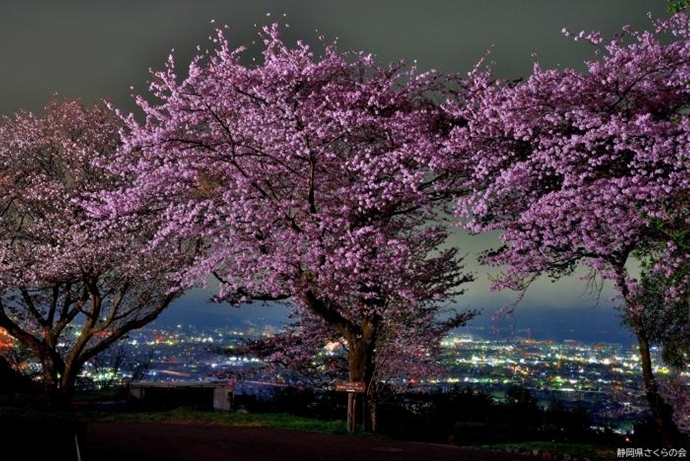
[335,381,366,393]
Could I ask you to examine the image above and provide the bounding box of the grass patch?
[85,408,349,435]
[472,441,618,460]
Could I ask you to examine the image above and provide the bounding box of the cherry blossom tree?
[0,98,190,407]
[100,23,474,430]
[442,12,690,447]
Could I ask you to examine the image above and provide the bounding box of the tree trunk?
[632,317,684,448]
[37,346,73,410]
[367,395,378,433]
[38,348,58,390]
[57,360,80,409]
[346,329,377,432]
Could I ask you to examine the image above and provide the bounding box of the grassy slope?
[85,408,349,434]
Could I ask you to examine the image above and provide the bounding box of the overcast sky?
[1,1,670,116]
[1,1,671,343]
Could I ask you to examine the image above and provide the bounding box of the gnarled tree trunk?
[345,317,378,432]
[631,314,684,448]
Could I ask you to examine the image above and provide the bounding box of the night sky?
[1,1,671,344]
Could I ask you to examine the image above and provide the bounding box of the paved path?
[81,421,539,461]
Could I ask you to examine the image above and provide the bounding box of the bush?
[0,407,85,460]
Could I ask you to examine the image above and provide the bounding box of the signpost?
[335,381,366,393]
[335,381,366,432]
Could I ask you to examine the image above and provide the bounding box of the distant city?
[76,321,673,433]
[156,288,639,346]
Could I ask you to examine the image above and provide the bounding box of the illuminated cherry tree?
[0,98,190,407]
[442,12,690,446]
[100,24,474,430]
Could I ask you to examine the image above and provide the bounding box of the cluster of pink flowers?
[0,97,194,397]
[441,11,690,435]
[443,12,690,298]
[96,23,474,392]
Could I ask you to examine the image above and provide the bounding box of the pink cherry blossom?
[0,97,190,406]
[98,23,475,431]
[442,12,690,446]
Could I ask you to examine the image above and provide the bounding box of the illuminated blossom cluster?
[443,12,690,300]
[0,98,188,403]
[661,375,690,434]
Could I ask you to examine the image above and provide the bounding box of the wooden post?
[347,392,356,433]
[336,381,366,433]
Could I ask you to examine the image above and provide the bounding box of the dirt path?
[80,420,539,461]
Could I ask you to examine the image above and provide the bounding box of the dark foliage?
[361,385,617,446]
[632,415,690,449]
[0,355,31,399]
[232,387,346,421]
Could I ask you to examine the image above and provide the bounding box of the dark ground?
[79,420,541,461]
